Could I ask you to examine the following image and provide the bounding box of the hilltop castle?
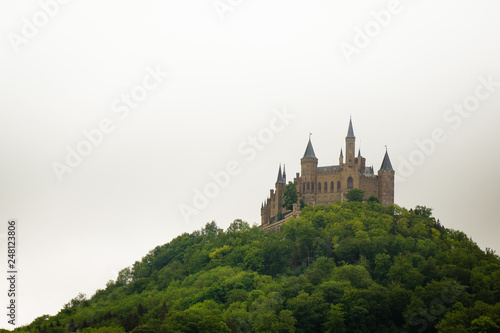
[260,118,395,228]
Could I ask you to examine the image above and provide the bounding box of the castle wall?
[359,175,379,199]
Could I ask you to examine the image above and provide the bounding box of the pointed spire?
[346,117,355,138]
[340,148,343,157]
[379,148,394,171]
[303,137,317,158]
[276,164,284,184]
[358,149,361,157]
[283,164,286,182]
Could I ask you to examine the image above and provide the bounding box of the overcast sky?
[1,0,500,328]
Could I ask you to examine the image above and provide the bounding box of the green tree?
[286,291,329,332]
[226,219,250,233]
[121,311,140,332]
[283,182,298,210]
[202,221,220,237]
[345,189,365,202]
[324,304,346,333]
[276,211,284,221]
[470,315,499,332]
[167,301,231,333]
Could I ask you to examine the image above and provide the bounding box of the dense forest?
[9,200,500,332]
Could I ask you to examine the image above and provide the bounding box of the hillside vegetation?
[12,202,500,332]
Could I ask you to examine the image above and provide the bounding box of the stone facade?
[260,118,395,227]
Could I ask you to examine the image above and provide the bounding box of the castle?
[260,118,395,228]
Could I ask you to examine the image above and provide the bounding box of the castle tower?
[358,149,365,170]
[301,136,318,205]
[378,149,395,206]
[273,164,286,218]
[345,118,356,167]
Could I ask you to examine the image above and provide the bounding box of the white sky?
[0,0,499,328]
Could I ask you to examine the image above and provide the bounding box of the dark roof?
[303,139,317,158]
[276,164,284,184]
[380,150,394,171]
[346,118,355,138]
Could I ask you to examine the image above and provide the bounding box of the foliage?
[15,202,500,333]
[283,182,298,210]
[345,189,365,202]
[276,211,284,221]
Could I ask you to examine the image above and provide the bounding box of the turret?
[301,136,318,204]
[345,117,356,167]
[339,148,343,167]
[274,164,286,219]
[276,164,284,186]
[378,148,395,206]
[358,149,365,170]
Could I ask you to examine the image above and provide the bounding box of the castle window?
[318,182,321,193]
[337,181,341,192]
[311,182,314,192]
[303,183,305,193]
[330,181,334,192]
[324,196,327,200]
[306,182,310,192]
[347,177,353,190]
[324,182,327,193]
[330,195,333,200]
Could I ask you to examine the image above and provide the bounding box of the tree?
[276,211,284,221]
[122,311,140,332]
[116,267,133,287]
[202,221,220,237]
[226,219,250,233]
[283,182,298,210]
[64,293,88,309]
[367,195,379,203]
[324,304,346,333]
[300,199,306,209]
[286,291,329,332]
[345,189,365,202]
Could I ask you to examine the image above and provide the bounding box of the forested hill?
[13,202,500,332]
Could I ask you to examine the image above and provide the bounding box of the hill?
[11,202,500,332]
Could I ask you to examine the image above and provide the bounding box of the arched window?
[318,182,321,193]
[337,181,341,192]
[324,182,328,194]
[347,177,353,190]
[330,181,334,193]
